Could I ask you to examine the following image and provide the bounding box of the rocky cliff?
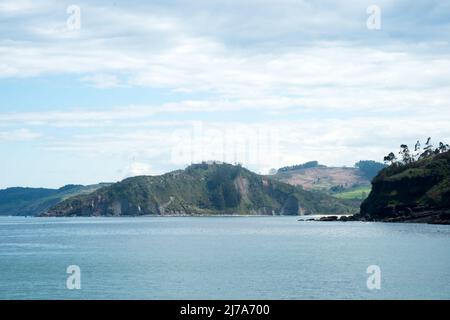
[43,163,358,217]
[358,151,450,224]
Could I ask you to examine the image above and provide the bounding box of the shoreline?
[16,214,311,218]
[2,213,449,225]
[307,211,450,225]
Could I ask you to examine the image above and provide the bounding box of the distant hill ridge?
[272,160,385,192]
[277,161,326,173]
[43,163,358,217]
[0,184,111,216]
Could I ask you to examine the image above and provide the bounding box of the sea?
[0,216,449,299]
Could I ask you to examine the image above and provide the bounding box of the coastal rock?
[357,151,450,225]
[319,216,338,221]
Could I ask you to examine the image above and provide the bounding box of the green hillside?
[0,184,111,216]
[358,150,450,224]
[332,186,371,200]
[44,163,358,217]
[272,162,379,192]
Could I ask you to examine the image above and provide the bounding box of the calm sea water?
[0,216,449,300]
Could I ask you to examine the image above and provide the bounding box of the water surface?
[0,216,449,299]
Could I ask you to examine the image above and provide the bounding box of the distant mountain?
[358,151,450,224]
[43,163,358,217]
[273,164,369,191]
[0,184,111,216]
[272,161,386,203]
[277,161,327,173]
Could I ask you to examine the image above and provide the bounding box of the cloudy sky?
[1,0,450,188]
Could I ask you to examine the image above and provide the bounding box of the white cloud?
[0,128,41,141]
[1,0,450,187]
[0,0,46,15]
[23,114,450,172]
[123,161,155,178]
[81,73,121,88]
[1,1,450,101]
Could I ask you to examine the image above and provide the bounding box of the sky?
[1,0,450,189]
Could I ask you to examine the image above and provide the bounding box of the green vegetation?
[332,186,371,200]
[0,184,111,216]
[359,143,450,224]
[272,162,382,209]
[277,161,326,173]
[205,164,241,209]
[383,137,449,165]
[44,162,359,217]
[354,160,386,180]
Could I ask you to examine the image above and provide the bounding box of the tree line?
[384,137,449,165]
[277,161,326,173]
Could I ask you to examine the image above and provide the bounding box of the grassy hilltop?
[44,163,358,217]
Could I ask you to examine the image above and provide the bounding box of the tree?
[383,152,397,165]
[414,140,421,160]
[420,137,434,160]
[354,160,386,180]
[384,138,448,167]
[330,185,345,193]
[206,165,241,210]
[438,142,449,154]
[399,144,414,164]
[277,161,325,173]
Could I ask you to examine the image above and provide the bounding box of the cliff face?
[43,163,357,217]
[359,151,450,224]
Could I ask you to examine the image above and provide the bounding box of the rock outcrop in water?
[356,151,450,224]
[43,163,358,217]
